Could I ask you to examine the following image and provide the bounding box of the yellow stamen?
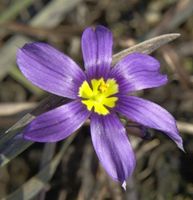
[78,78,119,115]
[99,79,108,93]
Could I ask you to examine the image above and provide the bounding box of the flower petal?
[81,25,113,79]
[110,53,167,93]
[23,101,90,142]
[17,42,86,99]
[116,95,184,150]
[90,113,136,185]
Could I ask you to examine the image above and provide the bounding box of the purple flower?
[16,25,183,189]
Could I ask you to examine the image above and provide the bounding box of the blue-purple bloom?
[16,25,183,189]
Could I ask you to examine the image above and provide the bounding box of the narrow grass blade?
[112,33,180,65]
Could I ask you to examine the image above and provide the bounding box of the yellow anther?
[99,79,108,93]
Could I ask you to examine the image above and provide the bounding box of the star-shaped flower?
[17,25,183,189]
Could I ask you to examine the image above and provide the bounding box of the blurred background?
[0,0,193,199]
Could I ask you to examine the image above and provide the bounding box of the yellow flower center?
[78,78,119,115]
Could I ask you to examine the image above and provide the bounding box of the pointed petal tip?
[177,142,185,153]
[122,181,127,191]
[174,132,185,152]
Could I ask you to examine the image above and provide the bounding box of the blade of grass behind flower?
[112,33,180,65]
[0,33,180,167]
